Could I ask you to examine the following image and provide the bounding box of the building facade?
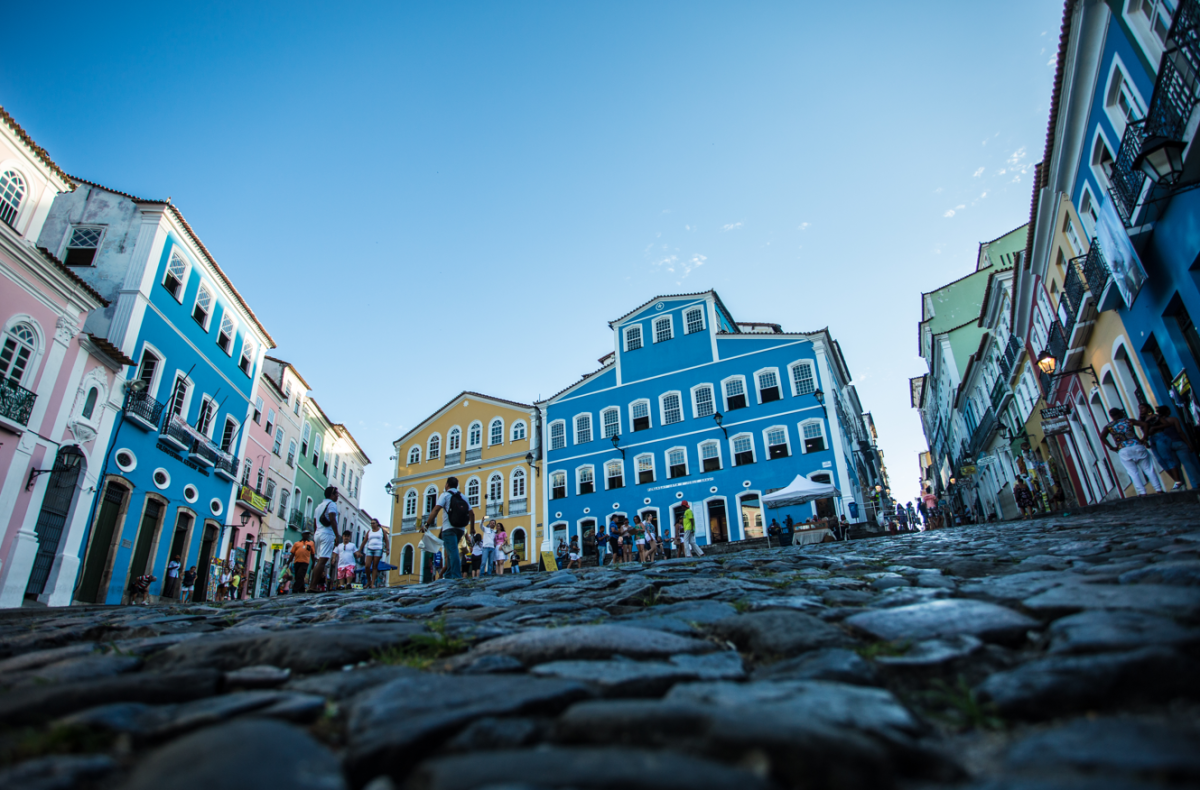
[388,392,539,584]
[0,109,133,607]
[539,292,880,551]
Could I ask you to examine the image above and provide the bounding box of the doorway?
[129,498,165,588]
[738,493,763,540]
[707,499,728,543]
[25,446,85,599]
[78,480,129,603]
[195,523,218,600]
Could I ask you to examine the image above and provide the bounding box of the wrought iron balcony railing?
[996,333,1023,384]
[0,378,36,427]
[214,452,238,481]
[288,509,305,530]
[190,438,218,467]
[990,374,1010,412]
[401,517,418,533]
[125,389,164,431]
[969,406,998,458]
[444,451,461,466]
[1063,257,1088,322]
[1081,239,1112,301]
[160,417,192,451]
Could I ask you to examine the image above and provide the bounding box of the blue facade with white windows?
[538,291,880,550]
[37,181,273,604]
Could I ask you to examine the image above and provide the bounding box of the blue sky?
[4,0,1065,518]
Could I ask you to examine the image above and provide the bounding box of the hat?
[302,530,312,536]
[680,500,689,508]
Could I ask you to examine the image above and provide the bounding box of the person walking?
[494,524,508,575]
[781,514,794,546]
[333,531,358,590]
[921,488,940,530]
[290,532,315,593]
[1101,407,1163,496]
[163,554,182,600]
[680,500,704,557]
[310,486,340,593]
[470,534,484,577]
[567,536,581,569]
[216,566,230,602]
[180,566,196,603]
[363,520,388,588]
[421,476,476,580]
[607,519,621,565]
[1013,477,1036,519]
[1147,404,1200,490]
[230,568,242,601]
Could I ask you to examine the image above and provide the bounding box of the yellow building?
[1023,196,1171,502]
[388,392,540,584]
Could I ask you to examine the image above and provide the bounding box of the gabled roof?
[394,391,534,445]
[308,396,371,464]
[0,106,72,186]
[35,247,109,307]
[69,176,276,348]
[264,356,313,391]
[84,333,137,367]
[607,291,714,328]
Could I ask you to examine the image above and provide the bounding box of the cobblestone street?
[2,497,1199,790]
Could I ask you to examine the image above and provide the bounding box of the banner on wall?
[1096,194,1148,310]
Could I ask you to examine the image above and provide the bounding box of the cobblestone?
[1,500,1199,788]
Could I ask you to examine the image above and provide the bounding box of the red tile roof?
[35,247,109,307]
[0,106,72,186]
[84,333,136,367]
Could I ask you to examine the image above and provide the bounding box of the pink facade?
[0,108,131,607]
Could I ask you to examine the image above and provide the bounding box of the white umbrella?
[762,475,841,508]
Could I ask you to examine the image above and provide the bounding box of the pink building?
[0,107,133,607]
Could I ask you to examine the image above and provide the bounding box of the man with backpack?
[422,476,475,580]
[311,486,340,592]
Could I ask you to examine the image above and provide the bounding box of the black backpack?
[447,491,471,528]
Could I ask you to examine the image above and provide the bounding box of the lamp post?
[713,412,728,439]
[1036,349,1098,388]
[608,435,624,459]
[814,388,825,405]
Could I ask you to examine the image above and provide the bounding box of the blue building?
[37,179,274,603]
[537,291,883,551]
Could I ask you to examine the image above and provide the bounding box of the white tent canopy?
[762,475,841,509]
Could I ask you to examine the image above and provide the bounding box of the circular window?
[612,503,620,510]
[709,486,718,494]
[655,302,665,311]
[676,491,684,499]
[114,449,137,473]
[183,485,198,503]
[152,468,170,489]
[554,511,562,519]
[743,480,751,488]
[583,507,591,514]
[210,498,224,516]
[643,497,651,505]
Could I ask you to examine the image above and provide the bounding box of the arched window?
[428,433,441,460]
[551,470,567,499]
[218,314,235,354]
[424,485,439,514]
[401,545,414,574]
[601,407,620,438]
[512,468,526,498]
[550,420,566,450]
[448,426,461,452]
[408,445,421,465]
[404,489,418,517]
[489,418,504,445]
[468,421,483,448]
[467,477,481,507]
[511,420,527,441]
[577,465,594,495]
[660,392,683,425]
[0,170,26,226]
[1,322,37,385]
[691,384,715,418]
[82,387,99,419]
[630,399,651,431]
[488,473,504,503]
[163,251,188,302]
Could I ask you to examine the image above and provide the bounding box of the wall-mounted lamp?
[525,451,541,476]
[814,388,825,405]
[713,412,728,439]
[609,434,625,459]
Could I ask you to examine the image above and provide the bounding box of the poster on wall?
[1096,194,1148,310]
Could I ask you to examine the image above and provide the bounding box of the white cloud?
[957,204,965,210]
[661,209,671,214]
[1007,147,1027,167]
[721,222,743,232]
[943,209,956,218]
[980,191,988,198]
[998,168,1007,175]
[1012,174,1022,183]
[685,224,692,231]
[798,222,809,231]
[972,167,985,177]
[1047,57,1056,66]
[934,187,944,193]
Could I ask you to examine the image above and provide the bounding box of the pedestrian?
[1148,404,1200,490]
[230,568,242,600]
[494,523,508,575]
[277,572,292,595]
[421,476,476,580]
[509,552,522,573]
[895,504,909,531]
[567,536,581,569]
[680,500,704,557]
[180,565,196,603]
[291,532,315,593]
[633,516,648,563]
[595,523,608,566]
[1101,407,1164,496]
[432,550,444,580]
[781,514,794,546]
[643,519,658,561]
[216,566,230,601]
[163,554,182,599]
[838,515,850,540]
[333,531,358,590]
[767,518,781,547]
[607,519,621,565]
[479,520,498,577]
[921,488,940,530]
[129,573,157,605]
[363,520,388,588]
[311,486,340,592]
[1013,477,1037,519]
[471,534,484,577]
[555,537,568,569]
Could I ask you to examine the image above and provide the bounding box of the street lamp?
[1134,135,1187,185]
[814,388,825,405]
[525,451,541,476]
[1037,350,1057,375]
[609,434,625,459]
[713,412,728,439]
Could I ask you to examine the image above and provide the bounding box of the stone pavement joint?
[0,499,1198,789]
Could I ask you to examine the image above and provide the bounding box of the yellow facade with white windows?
[388,392,539,584]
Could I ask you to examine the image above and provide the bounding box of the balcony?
[509,497,528,516]
[486,502,504,518]
[444,451,461,467]
[1109,0,1200,224]
[238,485,271,516]
[969,407,998,458]
[160,417,191,452]
[125,389,164,432]
[465,448,482,462]
[996,334,1022,384]
[401,517,418,532]
[0,379,36,432]
[214,453,238,482]
[1080,240,1114,311]
[288,509,305,530]
[990,375,1010,412]
[190,439,218,468]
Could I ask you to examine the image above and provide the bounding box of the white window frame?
[659,390,683,425]
[653,315,673,344]
[135,343,164,398]
[666,446,689,478]
[404,489,419,518]
[684,306,706,335]
[163,249,190,302]
[623,324,643,352]
[604,459,624,489]
[799,418,827,454]
[574,413,593,445]
[549,419,567,450]
[698,439,722,472]
[730,432,756,466]
[239,338,255,376]
[601,407,621,439]
[467,420,483,448]
[447,425,462,452]
[220,415,240,452]
[192,283,214,331]
[550,470,568,499]
[721,374,749,411]
[196,394,217,438]
[489,417,505,446]
[466,476,481,508]
[511,420,527,441]
[511,468,527,498]
[287,439,297,467]
[788,360,816,397]
[407,445,421,465]
[691,383,715,419]
[576,464,595,496]
[1090,128,1117,195]
[1102,55,1148,140]
[634,453,656,485]
[754,366,783,404]
[629,399,652,431]
[1079,184,1100,237]
[427,432,442,460]
[424,485,439,514]
[217,313,237,356]
[0,168,27,228]
[763,425,791,459]
[1123,0,1175,67]
[167,372,193,420]
[488,472,504,504]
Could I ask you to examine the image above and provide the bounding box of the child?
[567,536,581,569]
[354,552,368,588]
[129,574,157,606]
[277,572,292,595]
[333,530,358,590]
[180,566,196,603]
[470,534,484,578]
[509,553,521,573]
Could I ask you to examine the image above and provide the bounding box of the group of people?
[284,485,389,593]
[767,513,849,543]
[1102,404,1200,496]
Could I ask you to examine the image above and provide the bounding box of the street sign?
[960,465,977,476]
[541,551,559,572]
[1042,417,1071,436]
[1041,405,1070,420]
